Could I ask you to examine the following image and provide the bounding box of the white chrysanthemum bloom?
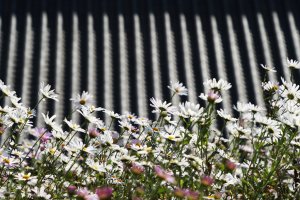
[70,91,94,108]
[287,58,300,69]
[103,109,121,119]
[150,97,176,114]
[279,82,300,102]
[0,80,16,98]
[40,82,58,101]
[77,106,101,125]
[217,109,237,122]
[255,115,278,126]
[86,159,106,173]
[65,137,84,153]
[220,173,241,188]
[99,130,114,145]
[264,125,282,142]
[262,81,279,92]
[160,131,182,142]
[203,78,232,92]
[42,113,57,128]
[260,64,277,72]
[0,156,19,167]
[233,102,264,113]
[31,186,51,200]
[64,118,85,132]
[14,172,37,181]
[168,81,188,96]
[177,101,204,120]
[199,91,223,104]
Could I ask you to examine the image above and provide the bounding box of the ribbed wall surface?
[1,0,300,124]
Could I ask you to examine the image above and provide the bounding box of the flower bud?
[201,175,214,186]
[67,185,77,195]
[95,187,113,199]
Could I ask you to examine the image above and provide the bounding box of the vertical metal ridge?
[207,2,232,114]
[284,1,300,61]
[71,12,81,122]
[37,12,50,127]
[192,0,210,94]
[19,14,34,142]
[118,4,130,114]
[21,14,34,107]
[0,16,2,65]
[3,14,17,142]
[163,1,179,105]
[224,9,248,103]
[178,1,197,103]
[54,12,65,123]
[240,13,265,107]
[133,6,147,117]
[103,12,113,123]
[5,15,17,106]
[254,1,277,82]
[269,0,290,80]
[87,13,97,102]
[148,1,162,101]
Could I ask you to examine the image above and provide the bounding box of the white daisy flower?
[86,159,106,173]
[199,91,223,103]
[260,64,277,72]
[40,82,59,101]
[262,81,279,92]
[0,80,16,98]
[70,91,94,108]
[217,109,237,122]
[150,97,176,114]
[168,81,188,96]
[14,172,37,181]
[177,101,204,120]
[64,118,85,132]
[203,78,232,92]
[103,109,121,119]
[287,58,300,69]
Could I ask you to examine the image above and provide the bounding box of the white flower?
[168,81,188,96]
[150,97,176,114]
[177,101,204,120]
[262,81,279,92]
[86,159,106,173]
[279,81,300,102]
[77,106,102,124]
[203,78,232,91]
[103,109,121,119]
[233,102,264,113]
[31,186,51,199]
[66,137,84,153]
[99,130,114,145]
[14,172,37,182]
[70,91,93,108]
[0,80,16,98]
[217,109,237,122]
[287,58,300,69]
[64,118,85,132]
[199,91,222,103]
[42,113,56,127]
[40,82,58,101]
[260,64,277,72]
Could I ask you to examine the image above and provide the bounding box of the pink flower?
[201,175,214,186]
[130,163,145,175]
[31,128,52,143]
[154,165,176,184]
[95,187,113,199]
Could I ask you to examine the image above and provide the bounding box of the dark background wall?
[1,0,300,125]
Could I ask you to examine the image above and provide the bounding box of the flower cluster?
[0,61,299,199]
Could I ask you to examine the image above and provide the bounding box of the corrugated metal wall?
[1,0,300,125]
